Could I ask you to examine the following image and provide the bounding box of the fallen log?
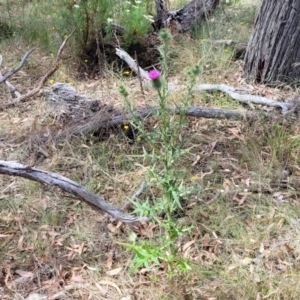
[37,79,297,146]
[30,103,267,148]
[0,160,148,223]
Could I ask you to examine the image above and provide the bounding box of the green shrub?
[9,0,154,57]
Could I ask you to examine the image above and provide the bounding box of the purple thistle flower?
[148,69,161,80]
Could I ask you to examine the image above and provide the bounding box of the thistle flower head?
[148,69,161,80]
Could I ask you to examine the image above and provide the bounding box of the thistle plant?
[120,29,201,276]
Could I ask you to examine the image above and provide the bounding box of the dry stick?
[0,48,36,84]
[122,182,148,211]
[0,30,76,110]
[0,160,148,223]
[94,22,103,75]
[0,55,22,98]
[134,51,145,96]
[131,182,147,200]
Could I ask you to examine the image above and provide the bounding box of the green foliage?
[0,20,13,39]
[119,0,154,46]
[0,0,14,39]
[4,0,154,57]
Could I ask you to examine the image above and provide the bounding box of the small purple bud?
[148,69,161,80]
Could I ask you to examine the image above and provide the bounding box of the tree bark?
[244,0,300,84]
[154,0,168,30]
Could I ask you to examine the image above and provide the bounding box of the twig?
[135,51,145,96]
[0,30,76,110]
[122,181,147,211]
[201,191,221,207]
[94,21,103,75]
[0,55,22,98]
[131,182,147,200]
[0,48,36,84]
[0,160,148,223]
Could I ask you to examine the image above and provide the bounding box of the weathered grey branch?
[0,48,36,84]
[0,160,148,223]
[192,84,293,112]
[0,55,22,98]
[116,48,149,80]
[131,182,147,201]
[0,30,75,110]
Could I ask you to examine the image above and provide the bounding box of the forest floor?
[2,0,300,299]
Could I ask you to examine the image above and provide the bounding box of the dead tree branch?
[0,30,75,110]
[0,48,36,84]
[116,48,149,80]
[0,55,22,98]
[192,84,293,112]
[0,160,148,223]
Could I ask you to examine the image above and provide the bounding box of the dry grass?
[2,0,300,299]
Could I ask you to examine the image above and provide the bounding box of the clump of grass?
[241,120,300,179]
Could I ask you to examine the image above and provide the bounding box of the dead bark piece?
[184,106,260,120]
[0,160,148,223]
[45,82,101,119]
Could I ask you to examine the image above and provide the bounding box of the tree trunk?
[243,0,300,85]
